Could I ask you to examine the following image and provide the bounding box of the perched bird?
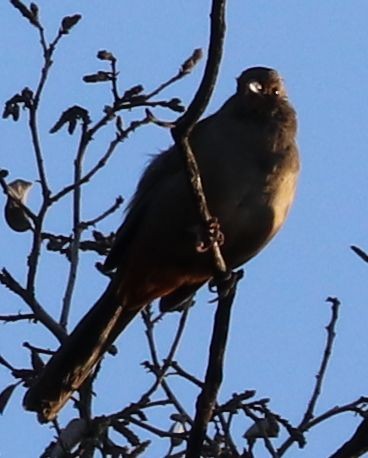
[23,67,300,422]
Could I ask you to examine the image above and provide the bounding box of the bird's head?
[235,67,289,117]
[237,67,286,98]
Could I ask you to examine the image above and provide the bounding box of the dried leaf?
[167,98,185,113]
[0,384,17,414]
[2,89,33,121]
[351,245,368,263]
[10,0,39,27]
[50,105,91,134]
[167,451,185,458]
[169,421,185,447]
[30,349,44,372]
[97,50,115,61]
[2,101,20,121]
[30,3,39,21]
[21,87,34,108]
[129,440,150,456]
[113,421,140,446]
[68,118,77,135]
[121,85,144,101]
[103,438,128,455]
[180,48,203,75]
[83,71,113,83]
[4,179,33,232]
[243,415,279,440]
[60,14,82,34]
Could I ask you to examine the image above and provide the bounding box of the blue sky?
[1,1,368,457]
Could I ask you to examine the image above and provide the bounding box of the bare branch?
[351,245,368,264]
[0,268,65,342]
[146,48,203,100]
[185,271,241,457]
[0,313,35,322]
[302,297,341,424]
[50,113,152,204]
[59,129,89,329]
[171,0,228,277]
[278,297,341,456]
[80,196,124,229]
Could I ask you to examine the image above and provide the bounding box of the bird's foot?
[196,217,224,253]
[208,269,244,303]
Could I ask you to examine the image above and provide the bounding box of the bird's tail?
[23,278,140,423]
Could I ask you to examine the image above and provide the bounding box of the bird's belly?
[268,170,298,235]
[222,169,298,268]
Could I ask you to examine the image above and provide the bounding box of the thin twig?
[60,128,89,329]
[80,196,124,229]
[127,416,185,440]
[304,397,368,431]
[302,298,341,424]
[110,57,120,102]
[216,411,240,457]
[145,48,202,100]
[23,341,55,355]
[278,297,341,455]
[25,21,72,297]
[170,361,204,388]
[0,268,65,342]
[0,313,35,322]
[50,114,152,204]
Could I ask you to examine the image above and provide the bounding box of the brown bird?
[23,67,300,422]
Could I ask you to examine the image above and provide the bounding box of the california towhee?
[23,66,300,422]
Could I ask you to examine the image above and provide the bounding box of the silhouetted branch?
[302,297,341,424]
[186,271,241,457]
[306,397,368,431]
[50,113,153,204]
[351,245,368,264]
[172,0,227,277]
[59,125,89,329]
[163,1,231,455]
[80,196,124,229]
[170,361,204,388]
[23,342,55,356]
[146,48,203,100]
[278,297,341,455]
[0,313,35,322]
[0,268,65,342]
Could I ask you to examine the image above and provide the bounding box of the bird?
[23,66,300,422]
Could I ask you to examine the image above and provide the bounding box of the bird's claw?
[208,269,244,303]
[196,217,224,253]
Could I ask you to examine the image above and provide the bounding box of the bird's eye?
[248,81,263,94]
[273,88,280,96]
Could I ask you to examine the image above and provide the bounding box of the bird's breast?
[267,166,298,236]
